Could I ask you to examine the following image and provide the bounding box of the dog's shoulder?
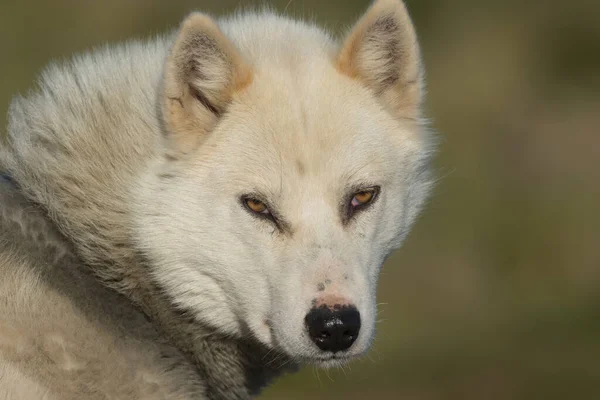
[0,180,206,399]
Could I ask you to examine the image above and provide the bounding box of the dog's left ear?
[161,13,252,152]
[337,0,423,119]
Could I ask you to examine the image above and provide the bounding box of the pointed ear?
[337,0,423,119]
[161,13,252,152]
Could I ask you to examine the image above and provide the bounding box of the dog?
[0,0,434,398]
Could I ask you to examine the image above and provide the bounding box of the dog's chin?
[297,354,356,369]
[267,340,358,369]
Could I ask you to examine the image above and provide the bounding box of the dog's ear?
[162,13,252,152]
[337,0,423,119]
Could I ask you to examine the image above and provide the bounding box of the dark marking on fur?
[317,279,333,292]
[182,33,222,65]
[168,96,184,109]
[190,86,221,117]
[296,160,305,175]
[366,15,402,93]
[175,32,229,117]
[164,152,180,163]
[371,15,399,37]
[180,33,220,79]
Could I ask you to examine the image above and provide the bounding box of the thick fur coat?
[0,0,434,398]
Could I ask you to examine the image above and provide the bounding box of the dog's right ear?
[161,13,252,152]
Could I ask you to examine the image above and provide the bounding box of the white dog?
[0,0,434,398]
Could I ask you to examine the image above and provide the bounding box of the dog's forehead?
[220,66,399,175]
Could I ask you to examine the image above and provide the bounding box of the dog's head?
[135,0,433,367]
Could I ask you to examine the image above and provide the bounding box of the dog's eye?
[241,195,284,229]
[344,187,380,222]
[351,188,377,208]
[245,198,270,215]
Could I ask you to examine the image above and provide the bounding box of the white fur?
[2,0,434,372]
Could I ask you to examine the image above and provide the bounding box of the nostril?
[305,305,361,353]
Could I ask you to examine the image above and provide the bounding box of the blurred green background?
[1,0,599,399]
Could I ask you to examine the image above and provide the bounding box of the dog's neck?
[125,252,294,399]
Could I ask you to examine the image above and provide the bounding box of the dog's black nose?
[305,305,361,353]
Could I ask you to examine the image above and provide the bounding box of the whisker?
[283,0,295,14]
[324,368,335,383]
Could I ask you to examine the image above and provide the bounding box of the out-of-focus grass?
[2,1,600,399]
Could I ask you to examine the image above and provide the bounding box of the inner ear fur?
[161,12,252,152]
[337,0,423,119]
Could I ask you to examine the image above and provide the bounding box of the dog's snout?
[304,305,361,353]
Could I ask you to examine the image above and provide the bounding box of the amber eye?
[245,198,269,215]
[351,188,377,208]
